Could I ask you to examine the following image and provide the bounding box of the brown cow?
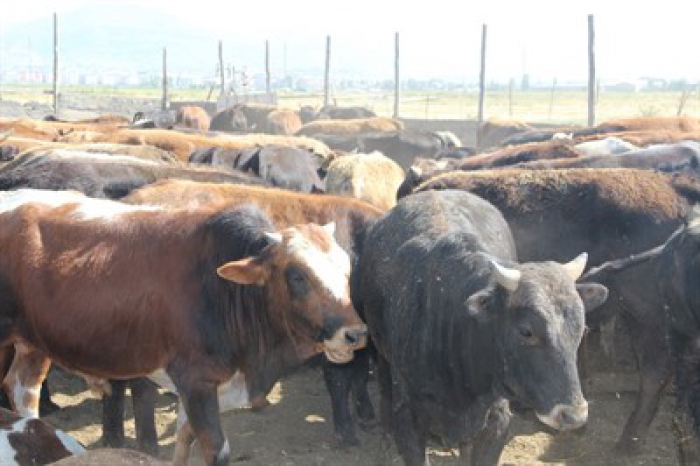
[0,189,367,465]
[476,117,534,150]
[296,117,404,137]
[0,407,85,465]
[395,139,584,197]
[175,105,211,131]
[266,109,302,135]
[124,180,383,447]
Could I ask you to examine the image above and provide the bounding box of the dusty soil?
[43,358,678,466]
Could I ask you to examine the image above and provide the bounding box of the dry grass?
[2,85,699,125]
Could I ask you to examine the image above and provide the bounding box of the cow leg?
[350,348,376,430]
[101,379,127,448]
[2,343,50,418]
[177,384,228,466]
[130,377,159,455]
[173,420,196,466]
[374,352,395,464]
[466,398,512,466]
[322,358,359,447]
[670,329,700,465]
[391,374,427,466]
[615,316,673,454]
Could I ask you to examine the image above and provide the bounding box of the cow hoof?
[137,441,159,457]
[613,438,643,456]
[335,433,360,449]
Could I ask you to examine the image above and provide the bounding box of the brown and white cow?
[0,189,367,466]
[0,407,85,465]
[124,180,383,447]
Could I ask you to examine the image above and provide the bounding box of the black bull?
[359,190,607,465]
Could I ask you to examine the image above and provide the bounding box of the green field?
[2,84,699,125]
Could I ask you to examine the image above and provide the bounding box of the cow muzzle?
[322,324,368,364]
[536,401,588,431]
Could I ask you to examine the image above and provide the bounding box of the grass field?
[2,84,699,125]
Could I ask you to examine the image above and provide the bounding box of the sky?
[2,0,698,83]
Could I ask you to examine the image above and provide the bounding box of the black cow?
[360,190,607,465]
[209,107,248,133]
[360,131,454,170]
[409,168,700,454]
[318,105,377,120]
[0,152,267,199]
[190,145,324,193]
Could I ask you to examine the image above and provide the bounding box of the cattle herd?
[1,104,700,465]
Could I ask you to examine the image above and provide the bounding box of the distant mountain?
[2,3,268,75]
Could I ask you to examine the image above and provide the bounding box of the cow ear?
[465,288,494,322]
[217,257,269,285]
[576,283,608,313]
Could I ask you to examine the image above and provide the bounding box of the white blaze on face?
[285,227,352,303]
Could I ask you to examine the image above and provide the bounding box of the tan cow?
[266,109,302,135]
[296,117,404,137]
[175,105,211,131]
[324,151,405,211]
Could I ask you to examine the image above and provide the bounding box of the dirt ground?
[43,357,678,466]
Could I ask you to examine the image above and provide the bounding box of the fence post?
[588,14,596,126]
[53,12,59,116]
[548,78,557,120]
[265,40,271,95]
[508,78,514,118]
[478,24,487,125]
[324,35,331,107]
[218,40,225,96]
[394,32,400,118]
[161,47,168,111]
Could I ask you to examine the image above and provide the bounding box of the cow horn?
[409,165,423,177]
[265,232,283,244]
[491,260,521,292]
[322,222,336,237]
[562,253,588,281]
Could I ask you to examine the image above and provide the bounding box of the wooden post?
[218,40,225,96]
[393,32,400,118]
[324,35,331,107]
[161,47,168,110]
[52,12,59,116]
[548,78,557,120]
[587,14,596,126]
[265,40,271,95]
[508,78,514,117]
[478,24,487,124]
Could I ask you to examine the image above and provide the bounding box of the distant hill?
[2,3,267,75]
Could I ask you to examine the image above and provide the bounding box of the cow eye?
[286,266,309,297]
[518,326,537,344]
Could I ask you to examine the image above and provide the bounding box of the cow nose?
[344,327,367,346]
[555,403,588,430]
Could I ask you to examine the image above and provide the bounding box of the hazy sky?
[2,0,698,83]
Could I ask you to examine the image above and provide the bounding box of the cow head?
[466,253,608,431]
[217,222,367,364]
